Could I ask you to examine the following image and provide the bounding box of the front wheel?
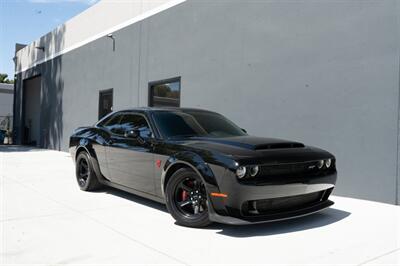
[75,151,102,191]
[165,168,211,227]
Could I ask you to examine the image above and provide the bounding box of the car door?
[105,113,155,194]
[93,113,124,180]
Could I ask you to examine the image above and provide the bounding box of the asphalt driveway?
[1,145,399,265]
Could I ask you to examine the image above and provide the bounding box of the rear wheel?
[165,168,211,227]
[75,151,102,191]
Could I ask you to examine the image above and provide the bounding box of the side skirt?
[88,152,166,204]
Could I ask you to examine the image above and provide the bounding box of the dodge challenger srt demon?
[69,107,337,227]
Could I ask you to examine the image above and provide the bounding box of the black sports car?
[69,107,337,227]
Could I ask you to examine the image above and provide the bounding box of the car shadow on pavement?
[98,187,350,238]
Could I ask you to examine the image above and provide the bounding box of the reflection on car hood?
[177,135,333,164]
[183,136,303,150]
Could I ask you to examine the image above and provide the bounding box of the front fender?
[161,151,233,217]
[161,151,222,196]
[76,139,98,160]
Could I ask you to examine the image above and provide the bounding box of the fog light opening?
[248,200,259,215]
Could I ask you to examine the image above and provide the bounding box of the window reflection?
[119,114,152,138]
[150,78,180,107]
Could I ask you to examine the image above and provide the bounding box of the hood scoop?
[254,142,305,150]
[188,136,305,151]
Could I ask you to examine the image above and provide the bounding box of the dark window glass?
[120,114,152,138]
[153,111,247,138]
[99,89,113,119]
[149,78,180,107]
[103,114,123,135]
[97,113,113,127]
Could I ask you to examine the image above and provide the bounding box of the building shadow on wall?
[23,24,65,151]
[99,187,350,238]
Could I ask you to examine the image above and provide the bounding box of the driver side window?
[119,114,152,138]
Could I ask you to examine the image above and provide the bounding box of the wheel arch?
[73,139,105,182]
[162,161,195,196]
[75,145,90,160]
[74,138,97,159]
[161,151,219,197]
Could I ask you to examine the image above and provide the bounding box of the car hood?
[177,135,333,164]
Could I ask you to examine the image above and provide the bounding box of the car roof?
[96,107,220,128]
[118,107,217,114]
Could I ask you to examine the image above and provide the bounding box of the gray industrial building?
[0,83,13,132]
[13,0,400,205]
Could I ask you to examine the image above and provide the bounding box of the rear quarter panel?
[69,127,109,178]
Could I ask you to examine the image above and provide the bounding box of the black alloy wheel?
[77,157,89,187]
[165,168,211,227]
[175,176,207,217]
[75,151,101,191]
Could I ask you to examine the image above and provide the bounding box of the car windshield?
[153,110,247,139]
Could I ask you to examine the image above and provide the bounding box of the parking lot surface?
[1,146,399,265]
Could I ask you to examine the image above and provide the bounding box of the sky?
[0,0,99,79]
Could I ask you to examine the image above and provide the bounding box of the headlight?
[236,166,247,179]
[325,159,332,168]
[317,160,324,169]
[249,166,259,177]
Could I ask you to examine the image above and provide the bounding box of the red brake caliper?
[181,180,192,201]
[182,190,188,201]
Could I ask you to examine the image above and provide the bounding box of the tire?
[165,168,211,227]
[75,151,102,191]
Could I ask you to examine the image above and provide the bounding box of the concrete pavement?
[1,145,399,265]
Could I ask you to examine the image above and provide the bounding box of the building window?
[149,77,180,107]
[99,89,113,120]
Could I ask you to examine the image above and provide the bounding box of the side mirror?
[241,128,247,133]
[124,129,139,139]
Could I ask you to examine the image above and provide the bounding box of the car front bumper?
[207,169,337,224]
[208,199,334,225]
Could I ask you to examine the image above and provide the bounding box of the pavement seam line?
[357,247,400,266]
[4,175,189,266]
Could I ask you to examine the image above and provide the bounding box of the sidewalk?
[1,145,399,265]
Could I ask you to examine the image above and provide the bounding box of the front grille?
[259,161,321,176]
[240,160,336,185]
[242,189,332,216]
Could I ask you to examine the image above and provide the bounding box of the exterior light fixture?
[106,33,115,52]
[35,46,45,52]
[236,166,247,179]
[325,159,332,168]
[249,165,259,177]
